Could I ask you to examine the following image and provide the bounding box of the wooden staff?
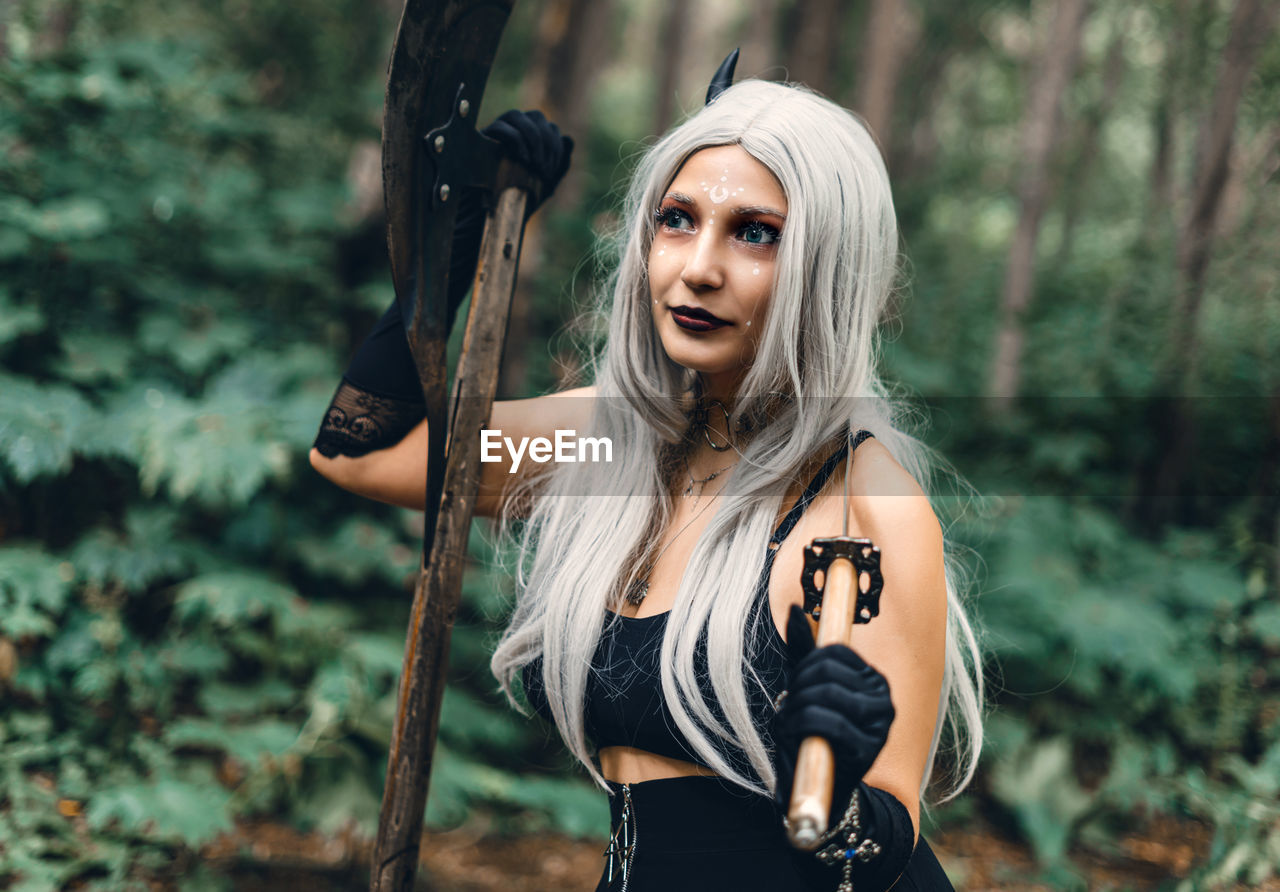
[372,172,533,891]
[786,455,883,848]
[372,1,533,888]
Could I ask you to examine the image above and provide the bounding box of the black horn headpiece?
[705,48,740,105]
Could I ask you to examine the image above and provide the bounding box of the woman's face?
[648,145,787,399]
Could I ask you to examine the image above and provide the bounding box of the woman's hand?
[446,110,574,326]
[483,109,574,216]
[771,604,895,810]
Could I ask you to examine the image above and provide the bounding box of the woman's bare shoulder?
[844,438,940,554]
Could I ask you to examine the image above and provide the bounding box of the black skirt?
[593,776,953,892]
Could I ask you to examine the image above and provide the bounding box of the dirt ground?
[195,811,1277,891]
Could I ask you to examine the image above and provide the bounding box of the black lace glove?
[312,110,573,459]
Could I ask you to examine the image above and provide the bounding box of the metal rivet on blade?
[458,99,470,118]
[439,184,450,201]
[433,135,445,153]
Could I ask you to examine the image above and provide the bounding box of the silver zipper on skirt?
[602,783,637,891]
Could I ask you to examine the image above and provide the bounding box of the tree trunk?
[1141,0,1279,528]
[497,0,566,399]
[987,0,1091,403]
[1148,93,1175,227]
[499,0,617,398]
[1148,0,1219,244]
[652,0,693,133]
[1172,0,1277,343]
[522,0,614,209]
[895,49,950,179]
[894,4,986,179]
[855,0,920,163]
[784,0,848,93]
[1217,122,1280,242]
[738,0,783,80]
[1055,9,1130,265]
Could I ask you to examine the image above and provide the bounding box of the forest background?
[1,0,1278,889]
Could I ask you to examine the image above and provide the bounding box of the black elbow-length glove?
[313,110,573,459]
[772,605,916,891]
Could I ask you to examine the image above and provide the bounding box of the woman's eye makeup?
[655,206,693,229]
[737,220,780,246]
[654,204,782,247]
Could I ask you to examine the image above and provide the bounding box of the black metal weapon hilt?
[800,536,883,624]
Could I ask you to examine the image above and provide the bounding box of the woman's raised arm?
[309,386,596,515]
[769,438,947,838]
[309,108,577,514]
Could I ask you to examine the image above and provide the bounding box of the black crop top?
[521,431,874,777]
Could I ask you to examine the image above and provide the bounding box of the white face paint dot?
[657,249,664,255]
[746,320,752,327]
[720,176,727,182]
[753,268,760,275]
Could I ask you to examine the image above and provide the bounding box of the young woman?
[312,71,981,892]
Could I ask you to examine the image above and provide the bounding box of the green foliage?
[87,777,235,847]
[2,0,1277,887]
[0,375,113,485]
[955,491,1279,880]
[987,721,1093,865]
[0,546,74,638]
[885,3,1280,883]
[0,1,602,888]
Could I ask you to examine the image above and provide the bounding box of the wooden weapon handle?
[371,180,529,892]
[786,555,858,849]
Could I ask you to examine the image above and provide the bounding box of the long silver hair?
[491,79,983,801]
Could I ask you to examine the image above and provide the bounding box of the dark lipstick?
[670,305,729,332]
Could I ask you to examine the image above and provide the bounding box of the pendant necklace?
[682,457,735,508]
[624,459,736,607]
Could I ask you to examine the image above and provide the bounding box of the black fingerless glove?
[312,109,573,459]
[772,605,915,891]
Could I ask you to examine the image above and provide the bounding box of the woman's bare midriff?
[600,746,719,783]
